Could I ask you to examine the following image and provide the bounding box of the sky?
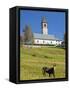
[20,10,65,40]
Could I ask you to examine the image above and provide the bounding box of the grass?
[20,46,65,80]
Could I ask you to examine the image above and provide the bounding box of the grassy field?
[20,46,65,80]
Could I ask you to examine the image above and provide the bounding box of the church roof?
[42,17,47,23]
[33,33,61,41]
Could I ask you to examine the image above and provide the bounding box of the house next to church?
[33,17,62,45]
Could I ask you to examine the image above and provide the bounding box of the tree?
[20,35,23,45]
[23,25,34,45]
[20,34,24,45]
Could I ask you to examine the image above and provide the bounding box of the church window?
[51,41,52,44]
[37,40,39,43]
[43,40,45,43]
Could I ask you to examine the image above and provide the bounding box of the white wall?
[34,39,62,45]
[42,23,48,35]
[0,0,70,90]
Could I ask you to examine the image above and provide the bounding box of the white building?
[33,17,62,45]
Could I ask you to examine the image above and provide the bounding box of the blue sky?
[20,10,65,40]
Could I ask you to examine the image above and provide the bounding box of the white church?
[33,17,62,45]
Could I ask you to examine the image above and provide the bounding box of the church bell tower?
[41,17,48,35]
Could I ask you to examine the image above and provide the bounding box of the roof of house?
[33,33,62,41]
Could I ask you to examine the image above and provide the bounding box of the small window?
[43,40,45,43]
[37,40,39,43]
[51,41,52,44]
[44,24,46,27]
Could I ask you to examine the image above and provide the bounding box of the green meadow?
[20,46,65,80]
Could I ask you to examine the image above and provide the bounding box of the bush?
[44,55,48,58]
[32,54,36,57]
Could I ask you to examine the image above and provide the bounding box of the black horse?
[42,64,56,77]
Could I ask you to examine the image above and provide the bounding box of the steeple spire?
[42,16,47,23]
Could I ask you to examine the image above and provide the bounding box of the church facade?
[33,17,62,45]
